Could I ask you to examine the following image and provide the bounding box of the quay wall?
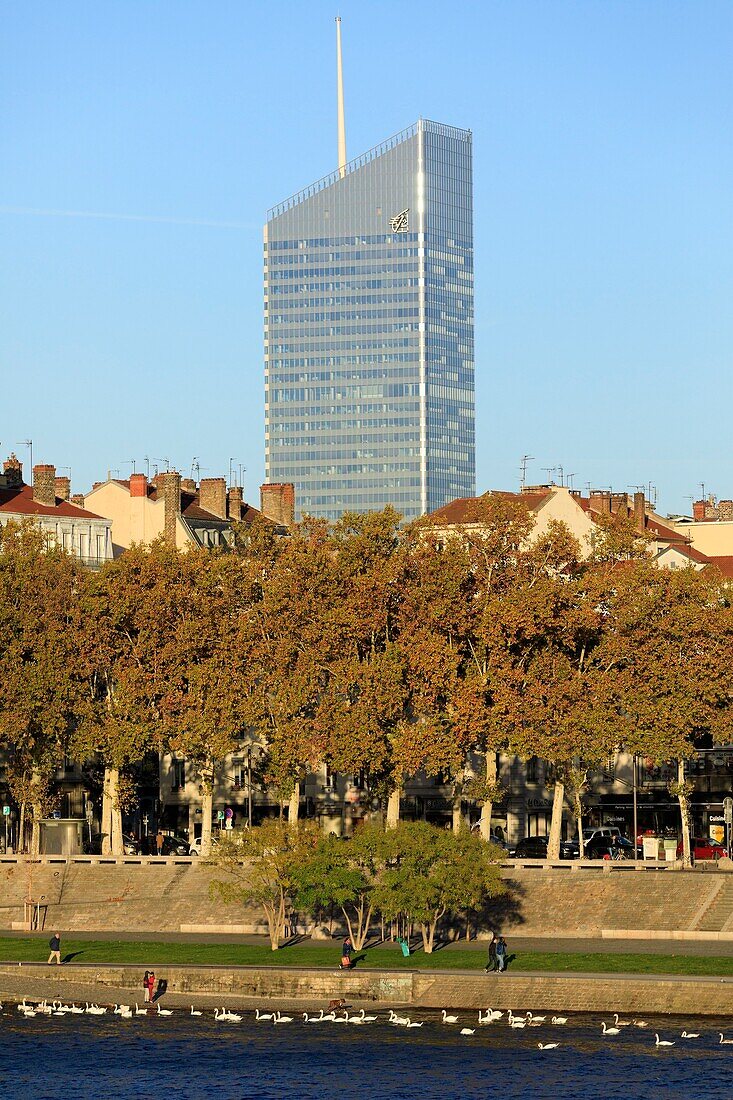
[2,963,732,1017]
[0,859,732,937]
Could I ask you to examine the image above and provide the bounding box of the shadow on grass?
[62,951,84,963]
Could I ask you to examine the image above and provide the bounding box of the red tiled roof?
[706,556,733,578]
[657,541,711,564]
[0,484,104,520]
[427,489,552,524]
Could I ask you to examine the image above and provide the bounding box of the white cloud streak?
[0,205,258,230]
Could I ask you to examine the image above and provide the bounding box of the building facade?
[0,455,113,567]
[265,119,475,523]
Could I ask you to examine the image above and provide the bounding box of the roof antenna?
[336,16,347,177]
[519,455,534,491]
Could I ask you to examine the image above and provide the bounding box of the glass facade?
[264,119,474,522]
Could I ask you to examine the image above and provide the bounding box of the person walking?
[484,931,497,973]
[496,936,508,972]
[143,970,151,1002]
[47,932,62,965]
[145,970,156,1002]
[155,831,164,856]
[339,936,353,970]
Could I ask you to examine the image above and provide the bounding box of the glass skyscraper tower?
[264,118,475,522]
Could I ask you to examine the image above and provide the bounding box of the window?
[231,759,245,790]
[324,764,336,791]
[526,757,540,784]
[171,759,186,791]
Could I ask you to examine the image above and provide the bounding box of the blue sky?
[2,1,731,514]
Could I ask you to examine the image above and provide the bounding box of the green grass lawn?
[0,936,732,977]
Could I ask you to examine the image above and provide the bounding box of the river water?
[2,1006,732,1100]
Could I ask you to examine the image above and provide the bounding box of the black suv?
[514,835,578,860]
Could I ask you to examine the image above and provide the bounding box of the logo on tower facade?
[389,208,410,233]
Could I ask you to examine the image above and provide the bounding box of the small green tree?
[292,824,389,949]
[373,821,505,953]
[207,820,318,950]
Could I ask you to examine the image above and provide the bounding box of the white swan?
[255,1009,274,1021]
[460,1027,475,1035]
[119,1007,133,1019]
[87,1004,107,1016]
[680,1031,699,1039]
[601,1022,620,1036]
[215,1007,242,1023]
[134,1004,148,1015]
[303,1011,321,1023]
[273,1011,293,1024]
[388,1010,410,1026]
[719,1034,733,1044]
[526,1012,545,1026]
[157,1004,173,1016]
[613,1013,631,1027]
[655,1033,675,1047]
[404,1019,422,1028]
[357,1009,377,1023]
[634,1019,648,1028]
[551,1016,568,1025]
[190,1006,202,1016]
[510,1017,526,1029]
[441,1010,459,1024]
[331,1011,349,1024]
[347,1014,366,1024]
[538,1042,559,1049]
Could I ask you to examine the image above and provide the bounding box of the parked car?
[83,832,139,855]
[469,824,514,855]
[582,826,622,845]
[585,834,638,860]
[677,836,728,861]
[139,833,191,856]
[514,835,578,860]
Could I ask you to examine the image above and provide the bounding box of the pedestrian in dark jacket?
[47,932,62,965]
[484,932,497,973]
[496,936,508,972]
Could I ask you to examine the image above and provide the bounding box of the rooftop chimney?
[199,477,227,520]
[71,493,85,508]
[129,473,148,498]
[3,453,23,487]
[590,490,612,515]
[633,491,645,533]
[180,478,196,494]
[157,471,181,547]
[228,485,243,522]
[55,476,71,502]
[260,482,295,529]
[692,500,706,521]
[33,464,56,507]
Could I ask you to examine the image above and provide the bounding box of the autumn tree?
[591,561,733,867]
[0,523,88,853]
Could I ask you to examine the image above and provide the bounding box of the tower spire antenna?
[336,16,347,177]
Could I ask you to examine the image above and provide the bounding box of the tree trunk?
[575,793,585,860]
[452,778,463,834]
[386,786,401,830]
[547,778,565,860]
[288,781,300,829]
[480,751,497,841]
[108,767,123,857]
[18,801,26,855]
[677,760,692,868]
[30,802,41,857]
[200,776,214,857]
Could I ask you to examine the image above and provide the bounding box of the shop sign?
[709,814,724,823]
[526,797,553,809]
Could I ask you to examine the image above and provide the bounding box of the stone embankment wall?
[3,963,732,1016]
[1,861,732,936]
